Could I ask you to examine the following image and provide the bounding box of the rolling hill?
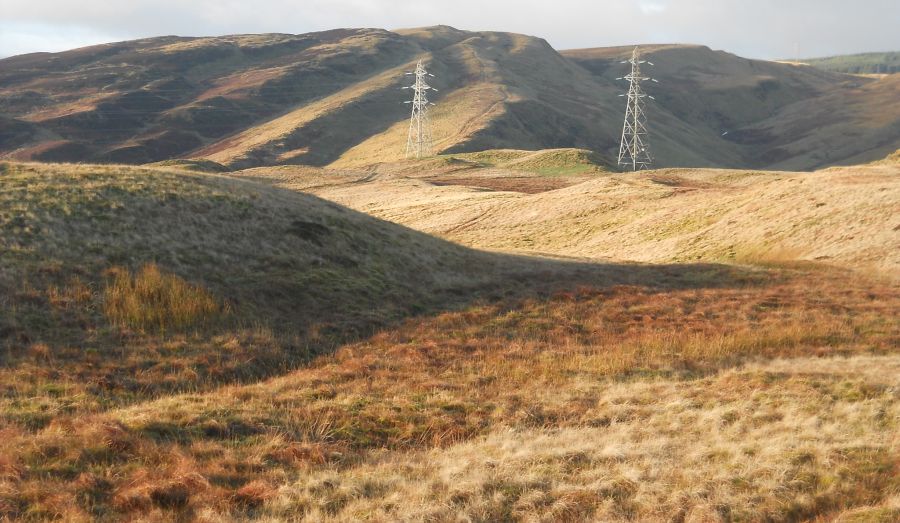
[239,149,900,275]
[1,25,899,520]
[0,160,574,425]
[1,160,897,520]
[3,159,746,426]
[1,27,898,170]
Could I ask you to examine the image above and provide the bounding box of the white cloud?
[0,0,897,59]
[639,1,668,15]
[0,21,123,57]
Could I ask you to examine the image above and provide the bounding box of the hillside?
[1,161,898,520]
[1,27,898,170]
[239,152,900,276]
[5,159,785,424]
[4,160,638,427]
[562,45,900,170]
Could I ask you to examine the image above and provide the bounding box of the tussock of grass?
[103,264,226,332]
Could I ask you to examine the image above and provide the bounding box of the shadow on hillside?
[0,167,774,416]
[199,180,770,342]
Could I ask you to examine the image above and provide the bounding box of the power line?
[616,47,658,171]
[403,60,436,159]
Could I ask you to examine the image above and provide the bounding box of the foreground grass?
[1,266,896,521]
[269,357,899,522]
[1,161,897,521]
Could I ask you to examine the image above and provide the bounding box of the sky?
[1,0,898,60]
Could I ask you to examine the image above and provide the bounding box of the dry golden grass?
[242,159,900,276]
[103,264,227,333]
[266,355,900,521]
[1,160,898,521]
[1,265,897,520]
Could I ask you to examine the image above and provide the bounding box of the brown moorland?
[1,262,897,520]
[0,158,898,520]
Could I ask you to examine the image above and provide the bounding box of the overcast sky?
[1,0,898,60]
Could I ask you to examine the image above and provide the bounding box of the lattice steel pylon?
[617,47,658,171]
[403,60,437,159]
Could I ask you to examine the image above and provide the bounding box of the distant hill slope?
[1,27,898,170]
[796,51,900,74]
[561,45,900,170]
[242,156,900,275]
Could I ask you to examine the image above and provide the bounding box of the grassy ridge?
[284,161,900,275]
[0,161,538,424]
[438,148,611,176]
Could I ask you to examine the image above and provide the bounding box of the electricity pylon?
[617,47,658,171]
[403,60,437,159]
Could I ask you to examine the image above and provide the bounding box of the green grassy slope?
[798,51,900,74]
[438,148,610,176]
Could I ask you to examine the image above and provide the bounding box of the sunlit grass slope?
[0,159,897,520]
[252,158,900,275]
[1,160,557,423]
